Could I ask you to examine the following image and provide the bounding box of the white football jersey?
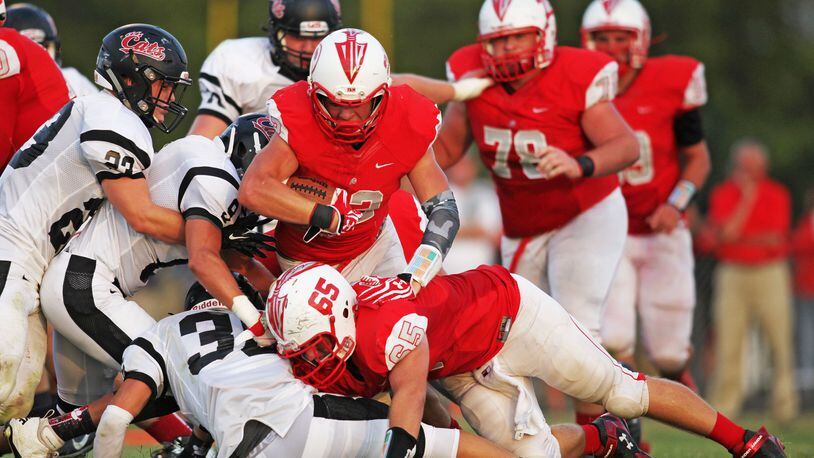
[122,308,313,456]
[64,135,241,296]
[61,67,98,99]
[0,90,153,281]
[197,37,295,124]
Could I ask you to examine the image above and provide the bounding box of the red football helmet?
[308,28,390,144]
[477,0,557,82]
[266,262,358,390]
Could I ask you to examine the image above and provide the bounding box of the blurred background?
[9,0,814,455]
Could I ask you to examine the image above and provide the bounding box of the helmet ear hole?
[343,308,349,318]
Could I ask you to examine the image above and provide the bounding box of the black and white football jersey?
[0,90,153,281]
[197,37,295,125]
[61,67,98,99]
[122,308,313,455]
[63,135,241,296]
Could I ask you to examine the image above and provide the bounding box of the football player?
[188,0,492,139]
[269,264,787,458]
[7,280,513,458]
[581,0,711,391]
[240,28,459,292]
[4,3,97,98]
[434,0,639,426]
[0,24,191,423]
[3,115,276,455]
[0,0,69,165]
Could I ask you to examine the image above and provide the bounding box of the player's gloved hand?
[222,213,275,258]
[382,427,418,458]
[231,295,275,347]
[352,276,414,306]
[451,77,494,102]
[304,188,363,243]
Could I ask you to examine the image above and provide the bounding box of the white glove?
[451,77,494,102]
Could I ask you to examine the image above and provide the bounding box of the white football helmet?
[308,28,391,144]
[0,0,6,26]
[581,0,651,69]
[266,262,358,390]
[477,0,557,82]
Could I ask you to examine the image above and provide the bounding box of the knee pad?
[604,371,650,419]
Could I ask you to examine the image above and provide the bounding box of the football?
[287,175,335,205]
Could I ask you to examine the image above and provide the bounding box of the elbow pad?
[674,109,705,147]
[418,190,460,258]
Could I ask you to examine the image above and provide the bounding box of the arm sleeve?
[122,333,168,401]
[178,165,241,229]
[266,98,290,143]
[79,124,154,181]
[197,43,242,124]
[682,63,708,110]
[673,108,705,147]
[93,405,133,458]
[380,313,428,372]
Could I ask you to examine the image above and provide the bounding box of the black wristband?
[576,155,595,177]
[309,204,334,230]
[383,427,417,458]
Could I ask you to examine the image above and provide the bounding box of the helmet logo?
[601,0,621,13]
[252,116,278,142]
[334,29,368,84]
[119,31,166,61]
[492,0,513,21]
[271,0,285,19]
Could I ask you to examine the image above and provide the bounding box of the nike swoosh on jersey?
[532,107,548,114]
[375,162,395,169]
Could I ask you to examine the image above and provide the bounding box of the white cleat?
[5,416,64,458]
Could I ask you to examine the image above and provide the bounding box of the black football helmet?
[5,3,60,64]
[217,113,277,177]
[268,0,342,81]
[94,24,191,133]
[184,273,265,312]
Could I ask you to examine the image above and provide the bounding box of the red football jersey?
[269,81,440,264]
[0,28,69,168]
[614,55,707,234]
[309,265,521,397]
[446,45,619,238]
[387,189,425,260]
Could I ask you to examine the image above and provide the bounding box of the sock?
[576,412,600,425]
[143,413,193,443]
[582,424,603,455]
[48,406,96,442]
[707,412,746,451]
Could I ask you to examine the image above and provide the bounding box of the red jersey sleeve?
[658,55,707,112]
[386,85,441,169]
[445,44,484,82]
[560,48,618,111]
[355,302,428,378]
[387,190,426,259]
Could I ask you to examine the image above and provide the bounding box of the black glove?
[221,214,275,258]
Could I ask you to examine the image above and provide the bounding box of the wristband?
[383,427,417,458]
[309,204,335,230]
[667,180,696,212]
[231,295,262,336]
[403,244,443,287]
[576,155,595,177]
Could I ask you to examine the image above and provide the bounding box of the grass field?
[110,411,814,457]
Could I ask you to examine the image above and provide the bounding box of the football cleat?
[58,432,94,457]
[730,426,786,458]
[592,413,651,457]
[4,417,64,458]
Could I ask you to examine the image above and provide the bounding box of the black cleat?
[592,413,651,457]
[730,426,786,458]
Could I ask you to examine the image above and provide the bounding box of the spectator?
[792,186,814,392]
[442,153,501,274]
[707,139,798,423]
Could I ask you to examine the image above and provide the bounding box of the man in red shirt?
[707,139,798,423]
[0,4,69,167]
[580,0,711,389]
[434,0,639,425]
[240,28,459,293]
[268,263,786,458]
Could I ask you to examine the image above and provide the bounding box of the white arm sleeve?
[266,99,289,143]
[122,331,167,401]
[79,121,154,181]
[0,39,22,79]
[198,42,242,123]
[683,63,708,110]
[93,405,134,458]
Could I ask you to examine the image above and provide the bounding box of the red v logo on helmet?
[492,0,512,21]
[601,0,622,14]
[335,29,368,84]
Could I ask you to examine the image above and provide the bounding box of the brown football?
[287,176,335,205]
